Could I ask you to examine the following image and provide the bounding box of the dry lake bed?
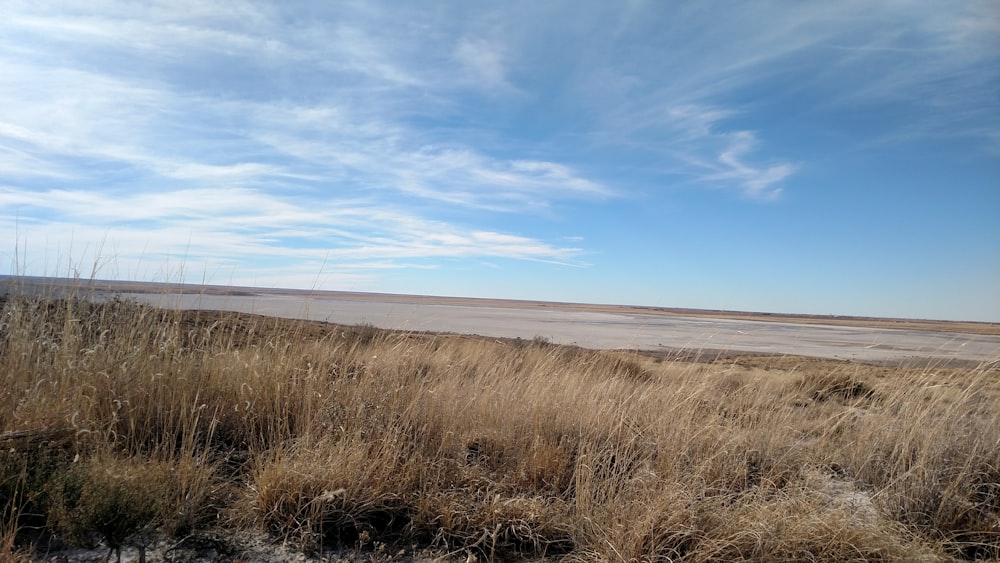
[132,290,999,365]
[3,276,998,365]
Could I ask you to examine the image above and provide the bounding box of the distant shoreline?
[3,274,998,336]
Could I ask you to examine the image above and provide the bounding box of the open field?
[1,287,999,561]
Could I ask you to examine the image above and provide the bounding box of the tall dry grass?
[0,290,997,560]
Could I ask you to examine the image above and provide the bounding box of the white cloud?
[711,132,795,199]
[0,144,72,179]
[574,1,996,195]
[0,185,585,284]
[603,102,795,198]
[454,37,517,94]
[163,163,290,181]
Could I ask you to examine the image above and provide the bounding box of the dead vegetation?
[0,292,998,561]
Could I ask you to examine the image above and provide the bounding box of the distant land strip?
[3,275,998,336]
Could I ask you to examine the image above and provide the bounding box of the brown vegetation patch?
[1,294,998,561]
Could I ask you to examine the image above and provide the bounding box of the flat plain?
[5,276,999,364]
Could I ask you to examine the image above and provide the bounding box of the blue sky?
[1,1,998,321]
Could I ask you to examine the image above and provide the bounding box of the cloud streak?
[2,185,585,279]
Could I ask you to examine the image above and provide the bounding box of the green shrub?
[46,458,161,551]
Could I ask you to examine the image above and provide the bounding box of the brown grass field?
[1,291,998,561]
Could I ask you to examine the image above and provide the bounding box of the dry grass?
[0,290,998,561]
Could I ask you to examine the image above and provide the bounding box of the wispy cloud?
[454,37,518,95]
[1,185,584,281]
[709,132,796,200]
[568,1,996,195]
[598,101,797,198]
